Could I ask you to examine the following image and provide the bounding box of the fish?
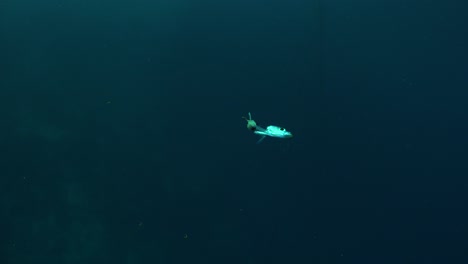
[243,112,293,144]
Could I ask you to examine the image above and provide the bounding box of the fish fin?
[256,136,266,144]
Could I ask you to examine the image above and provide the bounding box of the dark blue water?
[1,0,467,263]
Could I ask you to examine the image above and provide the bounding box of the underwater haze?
[1,0,467,263]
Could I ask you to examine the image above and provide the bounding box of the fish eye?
[280,128,285,131]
